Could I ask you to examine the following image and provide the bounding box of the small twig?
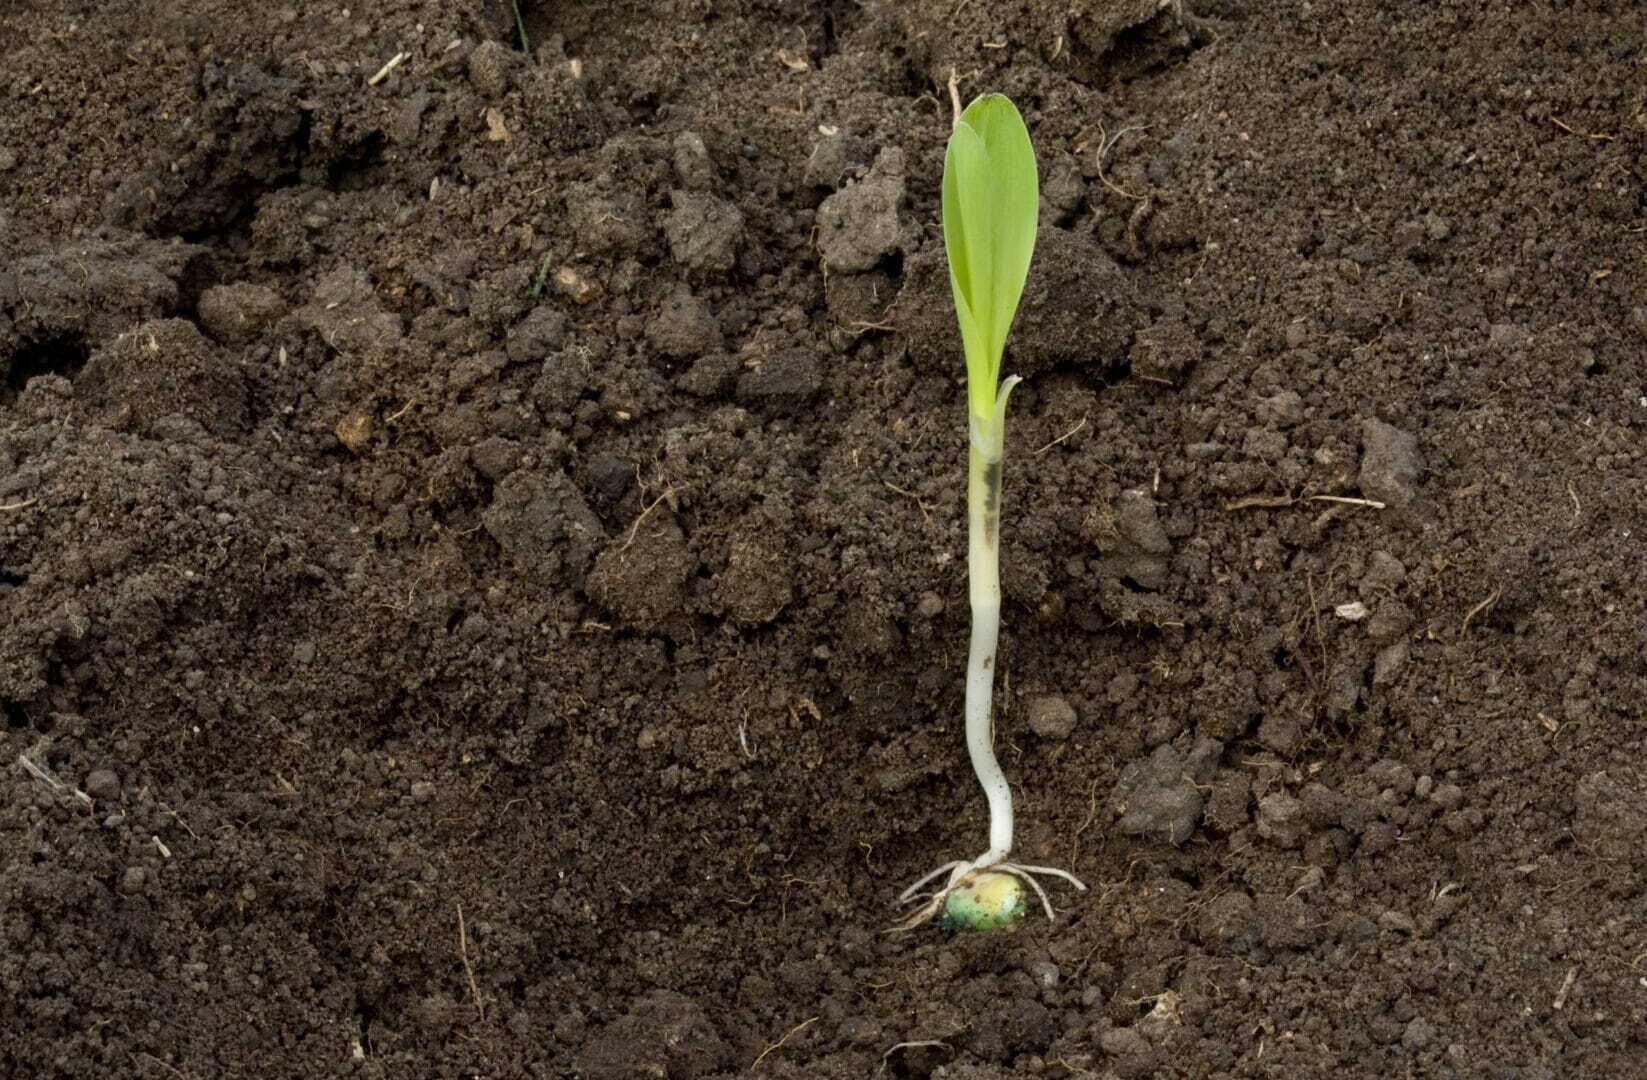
[17,752,93,810]
[1460,587,1502,637]
[367,51,408,87]
[751,1016,817,1071]
[619,487,676,554]
[1550,116,1614,141]
[1225,493,1387,512]
[1303,494,1386,510]
[17,753,61,789]
[1124,196,1155,261]
[1068,776,1102,867]
[457,902,485,1021]
[1305,571,1328,685]
[1034,416,1087,455]
[878,1041,951,1077]
[946,68,962,131]
[156,801,197,839]
[0,497,38,511]
[1431,881,1464,901]
[883,481,933,527]
[1223,494,1296,512]
[1094,119,1151,201]
[1553,965,1579,1010]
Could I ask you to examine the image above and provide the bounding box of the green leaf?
[942,94,1039,422]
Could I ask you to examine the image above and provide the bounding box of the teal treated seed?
[941,871,1027,932]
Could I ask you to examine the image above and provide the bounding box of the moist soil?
[3,2,1645,1077]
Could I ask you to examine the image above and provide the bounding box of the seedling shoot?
[896,90,1088,932]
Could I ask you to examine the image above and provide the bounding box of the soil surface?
[3,1,1645,1077]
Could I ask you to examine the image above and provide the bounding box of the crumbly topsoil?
[2,2,1644,1078]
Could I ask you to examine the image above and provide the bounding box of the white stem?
[965,378,1020,867]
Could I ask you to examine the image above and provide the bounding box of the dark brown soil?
[3,1,1645,1077]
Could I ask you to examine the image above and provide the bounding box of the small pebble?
[85,769,121,800]
[1432,783,1465,810]
[121,867,147,894]
[1256,792,1306,848]
[1362,550,1408,590]
[1373,641,1410,685]
[1359,418,1423,511]
[1027,959,1060,990]
[466,40,512,98]
[672,131,713,190]
[1026,695,1078,741]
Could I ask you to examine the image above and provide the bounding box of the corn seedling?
[895,93,1088,932]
